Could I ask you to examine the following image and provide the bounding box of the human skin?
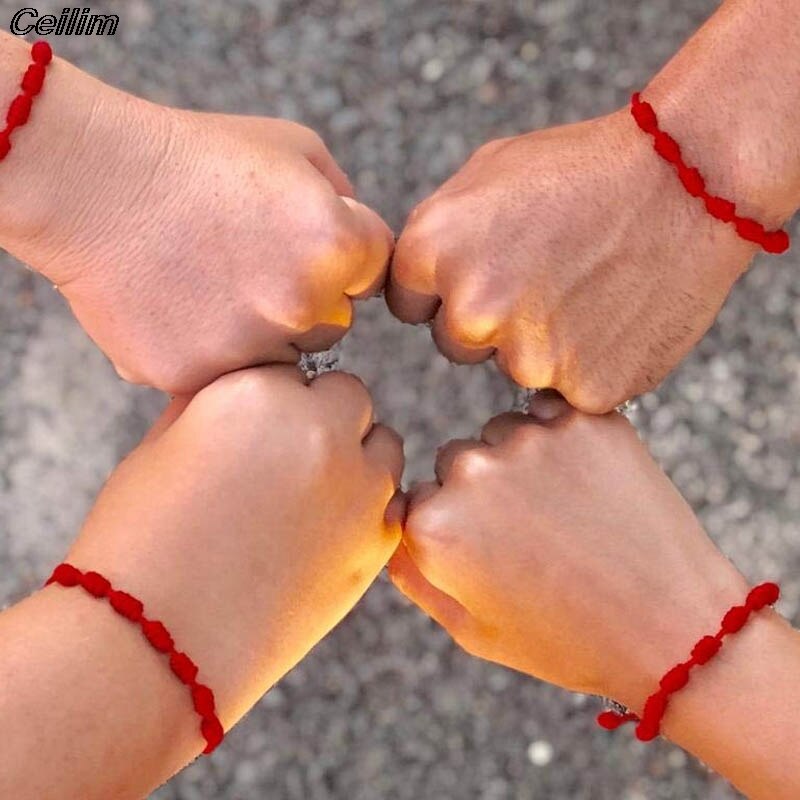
[0,365,404,800]
[390,392,800,800]
[389,0,800,412]
[0,31,393,394]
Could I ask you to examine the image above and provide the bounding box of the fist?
[6,66,393,394]
[390,393,746,710]
[388,110,757,412]
[69,365,404,726]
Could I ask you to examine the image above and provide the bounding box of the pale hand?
[0,48,393,393]
[390,392,748,709]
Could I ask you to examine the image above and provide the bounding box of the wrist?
[662,609,800,799]
[609,557,750,714]
[639,78,796,229]
[0,586,198,798]
[639,2,800,227]
[0,43,174,285]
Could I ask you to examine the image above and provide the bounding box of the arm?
[0,31,392,393]
[644,0,800,224]
[661,609,800,799]
[391,394,800,799]
[389,0,800,412]
[0,366,403,799]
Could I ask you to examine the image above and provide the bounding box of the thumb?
[527,389,575,423]
[389,543,471,634]
[340,196,395,298]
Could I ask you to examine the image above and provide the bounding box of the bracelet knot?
[630,92,790,254]
[597,581,780,741]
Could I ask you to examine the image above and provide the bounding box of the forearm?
[0,31,170,283]
[661,610,800,799]
[643,0,800,225]
[0,587,199,800]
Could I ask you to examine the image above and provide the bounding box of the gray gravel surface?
[2,1,798,798]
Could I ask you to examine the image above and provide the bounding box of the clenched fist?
[389,108,773,412]
[1,366,404,798]
[0,36,392,393]
[390,393,748,707]
[389,392,800,800]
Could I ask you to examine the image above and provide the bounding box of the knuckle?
[474,136,511,160]
[313,370,371,405]
[130,353,203,396]
[442,293,500,347]
[565,378,620,415]
[302,211,368,285]
[303,126,327,153]
[448,448,496,483]
[405,501,453,551]
[403,197,450,248]
[113,360,146,387]
[329,211,366,260]
[372,424,404,457]
[497,348,555,391]
[504,423,544,453]
[282,300,320,334]
[194,368,276,419]
[305,418,341,461]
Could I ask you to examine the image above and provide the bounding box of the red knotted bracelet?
[45,562,225,755]
[0,41,53,162]
[597,581,780,741]
[630,93,790,255]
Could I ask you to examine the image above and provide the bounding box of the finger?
[431,307,495,365]
[309,371,374,438]
[406,480,441,513]
[362,424,405,487]
[434,438,485,484]
[527,389,576,423]
[256,363,310,385]
[480,411,536,447]
[385,281,440,324]
[292,321,350,353]
[387,216,440,323]
[140,395,193,445]
[304,142,355,198]
[388,543,471,632]
[493,345,554,391]
[292,296,353,352]
[340,197,394,298]
[199,363,309,402]
[385,490,408,529]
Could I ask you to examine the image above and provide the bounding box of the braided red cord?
[630,93,790,255]
[45,562,225,755]
[597,581,780,741]
[0,41,52,162]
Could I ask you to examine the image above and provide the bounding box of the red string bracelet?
[0,41,53,162]
[630,93,790,255]
[597,581,780,741]
[45,562,225,755]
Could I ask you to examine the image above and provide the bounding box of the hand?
[67,365,403,731]
[1,47,392,393]
[390,392,747,711]
[388,110,761,412]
